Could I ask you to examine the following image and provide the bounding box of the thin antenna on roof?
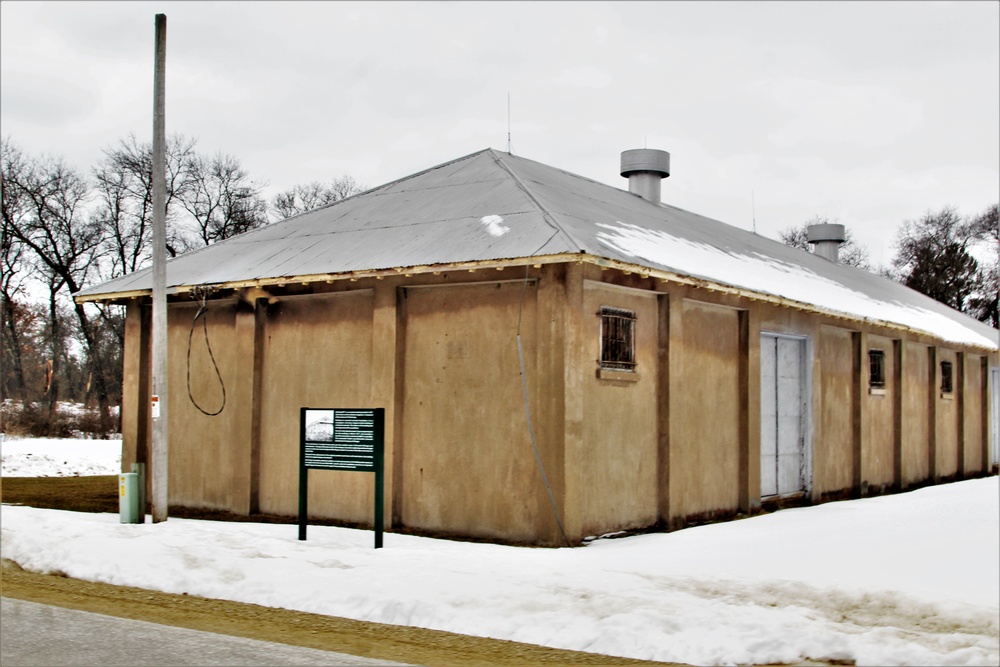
[752,190,757,234]
[507,92,513,154]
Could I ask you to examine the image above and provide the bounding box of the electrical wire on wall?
[516,264,572,547]
[186,287,226,416]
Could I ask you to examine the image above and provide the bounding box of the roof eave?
[72,254,578,305]
[74,253,999,352]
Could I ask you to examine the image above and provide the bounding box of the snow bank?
[1,437,121,477]
[2,476,997,666]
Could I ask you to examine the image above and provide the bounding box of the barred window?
[868,349,886,390]
[599,306,636,371]
[940,361,954,394]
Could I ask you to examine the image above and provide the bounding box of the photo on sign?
[304,409,335,443]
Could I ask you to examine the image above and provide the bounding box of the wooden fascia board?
[72,252,999,353]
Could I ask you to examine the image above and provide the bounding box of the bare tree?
[6,134,365,434]
[891,206,983,314]
[271,175,365,220]
[92,132,197,275]
[965,203,999,327]
[2,139,33,400]
[181,152,269,246]
[778,217,871,269]
[2,142,115,430]
[0,297,46,403]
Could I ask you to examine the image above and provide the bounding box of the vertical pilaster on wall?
[665,289,684,530]
[390,285,407,527]
[535,265,568,546]
[231,301,263,515]
[656,293,670,523]
[928,347,939,483]
[121,302,152,474]
[749,312,763,511]
[370,282,398,529]
[138,304,152,474]
[981,356,990,475]
[249,303,265,514]
[957,352,966,478]
[892,339,904,491]
[561,262,586,543]
[737,309,759,514]
[809,322,823,505]
[851,331,865,497]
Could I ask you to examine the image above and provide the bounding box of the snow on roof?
[596,220,998,350]
[75,148,998,350]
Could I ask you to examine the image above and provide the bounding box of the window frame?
[598,306,637,372]
[868,349,886,393]
[940,360,954,395]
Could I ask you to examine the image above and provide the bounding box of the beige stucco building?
[76,148,1000,546]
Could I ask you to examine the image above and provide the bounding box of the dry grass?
[0,475,119,513]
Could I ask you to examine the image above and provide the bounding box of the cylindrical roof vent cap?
[807,223,846,263]
[807,223,846,244]
[621,149,670,204]
[620,148,670,178]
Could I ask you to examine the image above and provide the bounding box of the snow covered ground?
[1,436,121,477]
[1,439,998,666]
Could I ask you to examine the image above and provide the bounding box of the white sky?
[2,1,998,268]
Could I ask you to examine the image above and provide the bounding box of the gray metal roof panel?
[76,148,997,349]
[500,152,996,347]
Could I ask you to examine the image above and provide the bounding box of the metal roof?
[76,148,998,350]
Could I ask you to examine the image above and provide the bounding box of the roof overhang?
[74,253,999,352]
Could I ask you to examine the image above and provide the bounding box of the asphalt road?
[0,597,412,667]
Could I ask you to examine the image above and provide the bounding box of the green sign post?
[299,407,385,548]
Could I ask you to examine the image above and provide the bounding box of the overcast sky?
[2,1,997,267]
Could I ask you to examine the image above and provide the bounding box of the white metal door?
[761,334,807,497]
[991,368,999,467]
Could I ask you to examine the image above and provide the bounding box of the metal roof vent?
[807,223,846,263]
[620,148,670,204]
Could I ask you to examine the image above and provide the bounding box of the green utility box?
[119,472,140,523]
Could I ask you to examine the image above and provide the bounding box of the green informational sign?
[303,409,378,471]
[299,407,385,548]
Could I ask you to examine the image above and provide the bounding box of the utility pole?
[151,13,169,523]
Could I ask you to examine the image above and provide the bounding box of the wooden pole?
[151,13,169,523]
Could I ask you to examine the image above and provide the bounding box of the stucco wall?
[669,299,741,521]
[991,366,1000,470]
[164,301,244,509]
[576,282,659,537]
[398,281,541,542]
[116,259,999,546]
[862,334,896,493]
[120,303,148,475]
[935,349,960,478]
[815,325,854,498]
[900,342,932,487]
[257,291,375,521]
[963,355,984,474]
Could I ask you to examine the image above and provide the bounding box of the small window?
[599,306,636,371]
[940,361,954,394]
[868,349,886,390]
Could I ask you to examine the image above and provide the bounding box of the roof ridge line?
[295,148,494,217]
[487,148,585,252]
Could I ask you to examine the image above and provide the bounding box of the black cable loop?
[186,288,226,416]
